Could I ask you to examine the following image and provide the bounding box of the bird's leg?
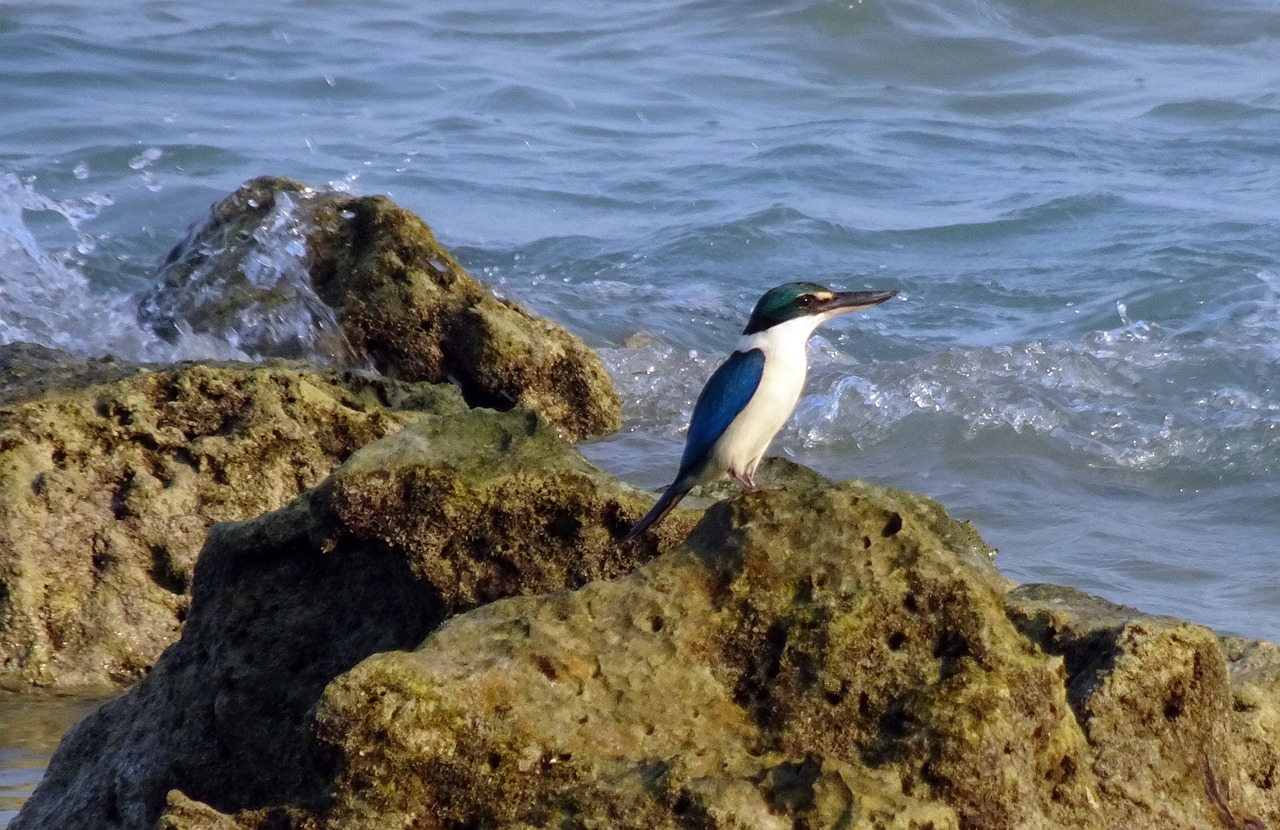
[730,470,759,492]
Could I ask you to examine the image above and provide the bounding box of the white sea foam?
[0,173,247,363]
[789,308,1280,473]
[601,295,1280,481]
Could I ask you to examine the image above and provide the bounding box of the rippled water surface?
[0,696,102,825]
[2,0,1279,817]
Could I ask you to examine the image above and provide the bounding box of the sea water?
[0,697,100,826]
[2,0,1279,819]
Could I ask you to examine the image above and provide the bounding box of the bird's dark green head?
[742,281,897,335]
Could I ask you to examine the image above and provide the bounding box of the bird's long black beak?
[822,289,898,315]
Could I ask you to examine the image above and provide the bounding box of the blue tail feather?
[623,482,691,542]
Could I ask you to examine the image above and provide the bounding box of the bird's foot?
[731,471,760,492]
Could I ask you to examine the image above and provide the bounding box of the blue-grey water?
[2,0,1279,819]
[0,696,100,826]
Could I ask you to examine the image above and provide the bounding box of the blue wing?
[623,348,764,541]
[676,348,765,483]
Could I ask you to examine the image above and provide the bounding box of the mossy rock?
[147,480,1084,830]
[0,343,464,693]
[1008,584,1274,828]
[145,486,1280,830]
[138,177,621,441]
[17,406,1280,829]
[13,407,690,830]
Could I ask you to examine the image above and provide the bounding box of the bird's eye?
[797,295,813,308]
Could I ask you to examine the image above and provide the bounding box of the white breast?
[702,314,826,483]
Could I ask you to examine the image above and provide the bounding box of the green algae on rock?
[149,482,1280,830]
[296,482,1087,830]
[0,343,464,694]
[11,408,684,830]
[1008,584,1274,829]
[14,404,1280,829]
[138,176,622,441]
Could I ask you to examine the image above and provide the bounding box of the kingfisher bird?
[624,281,896,541]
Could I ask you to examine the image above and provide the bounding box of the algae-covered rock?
[12,408,683,830]
[138,177,622,441]
[0,343,464,693]
[1008,584,1272,829]
[1221,636,1280,828]
[17,414,1280,829]
[293,482,1088,830]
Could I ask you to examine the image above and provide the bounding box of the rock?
[155,791,309,830]
[0,343,464,693]
[154,486,1280,830]
[2,176,624,694]
[139,177,622,441]
[1008,584,1272,829]
[137,177,358,366]
[17,413,1280,829]
[297,481,1076,830]
[11,408,683,830]
[0,342,140,405]
[1222,637,1280,828]
[156,792,249,830]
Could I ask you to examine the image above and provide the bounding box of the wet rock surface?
[139,177,622,441]
[0,343,463,693]
[15,411,1280,829]
[11,408,684,830]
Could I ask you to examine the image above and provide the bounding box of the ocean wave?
[0,171,246,363]
[791,299,1280,473]
[599,273,1280,479]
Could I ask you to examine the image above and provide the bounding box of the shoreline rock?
[0,344,464,694]
[13,408,1280,828]
[1009,584,1277,829]
[11,408,688,830]
[139,177,622,442]
[2,177,625,695]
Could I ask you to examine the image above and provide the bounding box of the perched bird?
[625,281,896,540]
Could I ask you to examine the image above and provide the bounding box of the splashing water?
[791,303,1280,475]
[0,173,159,358]
[136,187,365,367]
[0,173,268,364]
